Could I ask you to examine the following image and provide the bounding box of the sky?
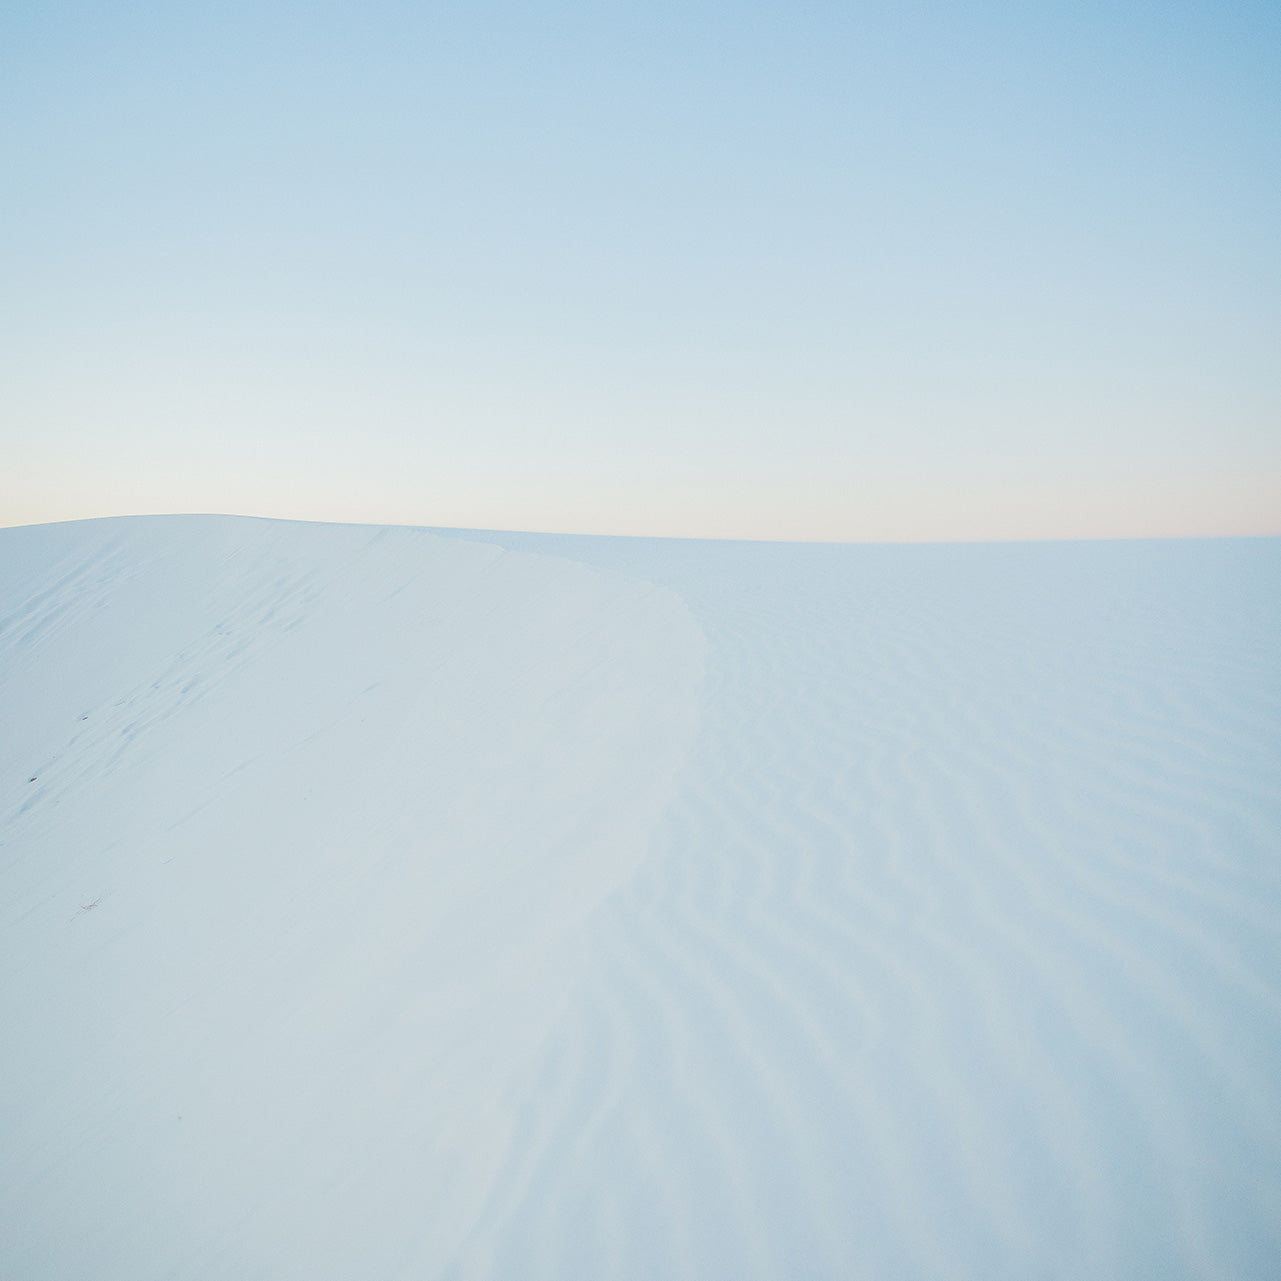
[1,0,1278,541]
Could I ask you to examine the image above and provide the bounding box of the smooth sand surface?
[2,516,1279,1279]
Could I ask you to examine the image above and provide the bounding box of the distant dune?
[2,516,1279,1280]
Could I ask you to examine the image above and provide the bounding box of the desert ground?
[2,515,1278,1279]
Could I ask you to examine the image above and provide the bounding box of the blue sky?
[2,0,1278,538]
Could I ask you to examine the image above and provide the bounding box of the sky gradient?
[2,0,1278,540]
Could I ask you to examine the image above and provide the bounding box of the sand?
[2,515,1279,1279]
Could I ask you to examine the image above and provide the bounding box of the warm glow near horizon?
[4,469,1281,545]
[3,0,1278,542]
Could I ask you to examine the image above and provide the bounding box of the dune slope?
[2,517,1280,1280]
[0,517,705,1280]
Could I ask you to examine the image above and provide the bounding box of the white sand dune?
[2,516,1279,1280]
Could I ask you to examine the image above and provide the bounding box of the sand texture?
[2,516,1279,1279]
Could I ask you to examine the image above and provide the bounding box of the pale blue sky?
[2,0,1278,538]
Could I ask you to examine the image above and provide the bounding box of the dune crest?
[0,516,705,1279]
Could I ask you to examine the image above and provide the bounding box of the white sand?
[2,516,1279,1279]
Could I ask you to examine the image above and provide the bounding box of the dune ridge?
[0,516,705,1280]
